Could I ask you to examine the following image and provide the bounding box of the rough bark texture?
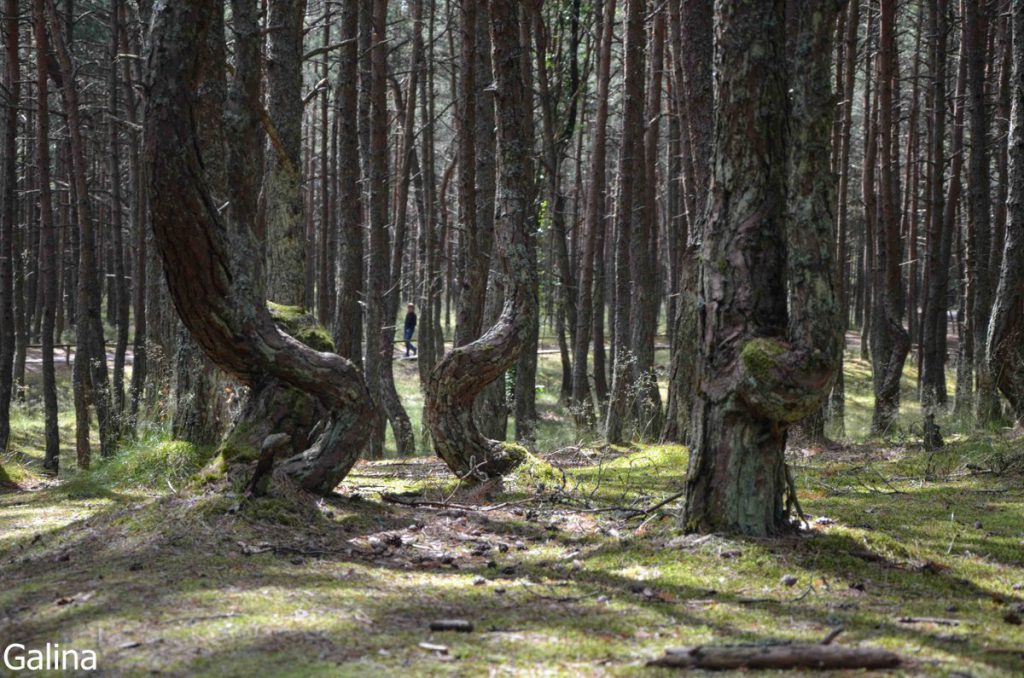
[684,0,842,536]
[333,0,363,363]
[0,0,18,455]
[34,0,59,472]
[663,0,712,444]
[605,0,646,445]
[571,0,616,429]
[987,0,1024,426]
[264,0,308,306]
[424,0,536,480]
[869,0,911,435]
[965,0,998,424]
[145,0,374,495]
[921,0,950,448]
[47,0,114,458]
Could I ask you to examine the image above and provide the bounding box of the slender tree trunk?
[571,0,616,429]
[869,0,910,435]
[987,0,1024,426]
[424,0,537,479]
[32,0,59,471]
[830,0,861,438]
[965,0,999,424]
[46,0,115,457]
[605,0,646,445]
[109,0,129,420]
[663,0,712,444]
[334,0,363,364]
[0,0,19,456]
[631,6,665,437]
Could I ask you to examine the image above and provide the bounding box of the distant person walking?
[403,303,418,357]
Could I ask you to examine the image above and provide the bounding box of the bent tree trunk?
[145,0,374,495]
[424,0,536,480]
[683,0,842,536]
[987,0,1024,427]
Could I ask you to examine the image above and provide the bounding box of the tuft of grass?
[60,434,216,498]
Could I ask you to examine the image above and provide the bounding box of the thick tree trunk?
[684,0,842,536]
[987,0,1024,426]
[264,0,308,306]
[145,0,375,495]
[424,0,536,480]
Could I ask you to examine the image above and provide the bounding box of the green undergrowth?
[59,434,217,499]
[1,438,1023,676]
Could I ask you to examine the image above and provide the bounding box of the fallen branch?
[648,644,900,670]
[897,616,960,626]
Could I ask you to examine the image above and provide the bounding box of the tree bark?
[334,0,363,364]
[46,0,115,458]
[605,0,646,445]
[0,0,18,456]
[264,0,307,306]
[965,0,998,424]
[987,0,1024,426]
[33,0,60,472]
[145,0,375,495]
[424,0,537,480]
[571,0,616,429]
[663,0,712,444]
[684,0,842,536]
[869,0,910,435]
[829,0,861,438]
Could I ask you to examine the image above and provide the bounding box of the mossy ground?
[1,338,1022,675]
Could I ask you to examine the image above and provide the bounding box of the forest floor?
[1,348,1023,676]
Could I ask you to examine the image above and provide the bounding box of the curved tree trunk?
[684,0,842,536]
[987,0,1024,427]
[145,0,374,495]
[424,0,536,480]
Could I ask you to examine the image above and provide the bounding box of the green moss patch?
[268,301,335,353]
